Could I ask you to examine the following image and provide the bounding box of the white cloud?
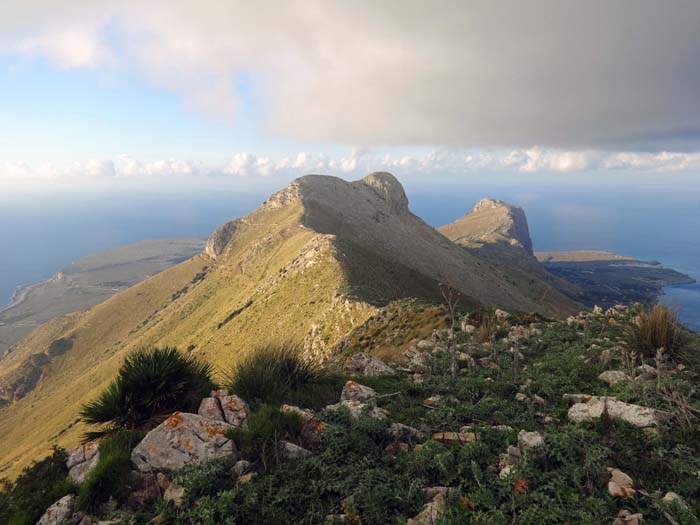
[4,1,700,150]
[4,147,699,184]
[15,26,108,69]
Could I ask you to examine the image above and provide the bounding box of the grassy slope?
[1,203,386,477]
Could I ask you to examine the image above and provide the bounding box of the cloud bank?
[4,148,700,183]
[4,0,700,151]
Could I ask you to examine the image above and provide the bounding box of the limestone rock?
[495,309,510,320]
[279,440,312,460]
[198,397,225,421]
[598,370,630,386]
[66,442,100,484]
[219,395,249,427]
[432,431,479,444]
[613,510,643,525]
[340,380,377,403]
[233,459,252,476]
[389,422,423,442]
[407,493,446,525]
[343,353,394,376]
[568,396,670,428]
[131,412,235,473]
[163,482,185,507]
[37,494,75,525]
[325,400,389,420]
[517,430,544,451]
[607,468,636,498]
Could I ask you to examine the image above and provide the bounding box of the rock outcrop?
[131,412,235,473]
[36,494,75,525]
[66,441,100,483]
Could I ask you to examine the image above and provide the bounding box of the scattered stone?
[612,509,643,525]
[423,395,443,407]
[403,347,432,373]
[66,442,100,484]
[238,472,256,484]
[478,357,499,370]
[340,380,377,403]
[416,340,435,351]
[517,430,544,451]
[531,394,546,406]
[389,422,423,442]
[407,493,446,525]
[563,393,593,404]
[198,397,225,421]
[661,491,687,507]
[163,482,186,507]
[282,404,326,437]
[422,486,460,501]
[593,305,604,315]
[607,468,636,499]
[131,412,235,473]
[461,321,476,333]
[568,396,671,428]
[326,400,389,420]
[515,393,528,402]
[460,424,512,433]
[431,431,478,444]
[37,494,75,525]
[495,309,510,320]
[598,370,630,386]
[343,353,394,376]
[233,459,252,476]
[219,395,249,427]
[279,441,312,460]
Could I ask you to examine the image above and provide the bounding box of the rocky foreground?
[24,304,700,525]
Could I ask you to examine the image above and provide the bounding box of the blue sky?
[1,1,700,186]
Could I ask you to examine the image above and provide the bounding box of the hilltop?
[0,173,577,477]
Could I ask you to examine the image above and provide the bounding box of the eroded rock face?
[37,494,75,525]
[131,412,235,473]
[340,380,377,403]
[66,441,100,483]
[204,219,239,260]
[343,353,395,376]
[568,396,670,428]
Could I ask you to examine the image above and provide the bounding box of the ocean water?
[1,172,698,330]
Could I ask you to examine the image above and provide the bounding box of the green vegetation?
[76,430,144,513]
[80,347,214,439]
[226,343,344,410]
[153,306,700,524]
[226,404,304,470]
[0,447,75,525]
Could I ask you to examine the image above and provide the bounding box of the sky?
[1,0,700,187]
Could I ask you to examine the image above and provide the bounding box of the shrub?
[174,457,236,504]
[226,343,343,409]
[625,304,687,357]
[0,447,75,525]
[226,404,304,470]
[76,430,144,512]
[80,346,214,439]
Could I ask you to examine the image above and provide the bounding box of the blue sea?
[1,172,698,330]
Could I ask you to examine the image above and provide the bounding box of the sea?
[1,172,698,330]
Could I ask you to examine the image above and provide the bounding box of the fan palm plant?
[80,347,214,440]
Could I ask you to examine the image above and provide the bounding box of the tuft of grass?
[625,304,687,357]
[80,346,214,439]
[226,404,304,470]
[76,430,144,513]
[226,343,344,409]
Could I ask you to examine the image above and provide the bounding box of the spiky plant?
[226,343,342,409]
[80,347,214,440]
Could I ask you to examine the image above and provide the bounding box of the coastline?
[0,281,43,316]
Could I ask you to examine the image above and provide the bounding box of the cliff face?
[439,198,534,255]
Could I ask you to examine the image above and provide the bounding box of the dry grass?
[625,304,687,357]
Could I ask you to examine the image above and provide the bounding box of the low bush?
[226,343,344,409]
[625,304,687,357]
[226,404,304,470]
[0,447,75,525]
[76,430,144,513]
[80,346,214,439]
